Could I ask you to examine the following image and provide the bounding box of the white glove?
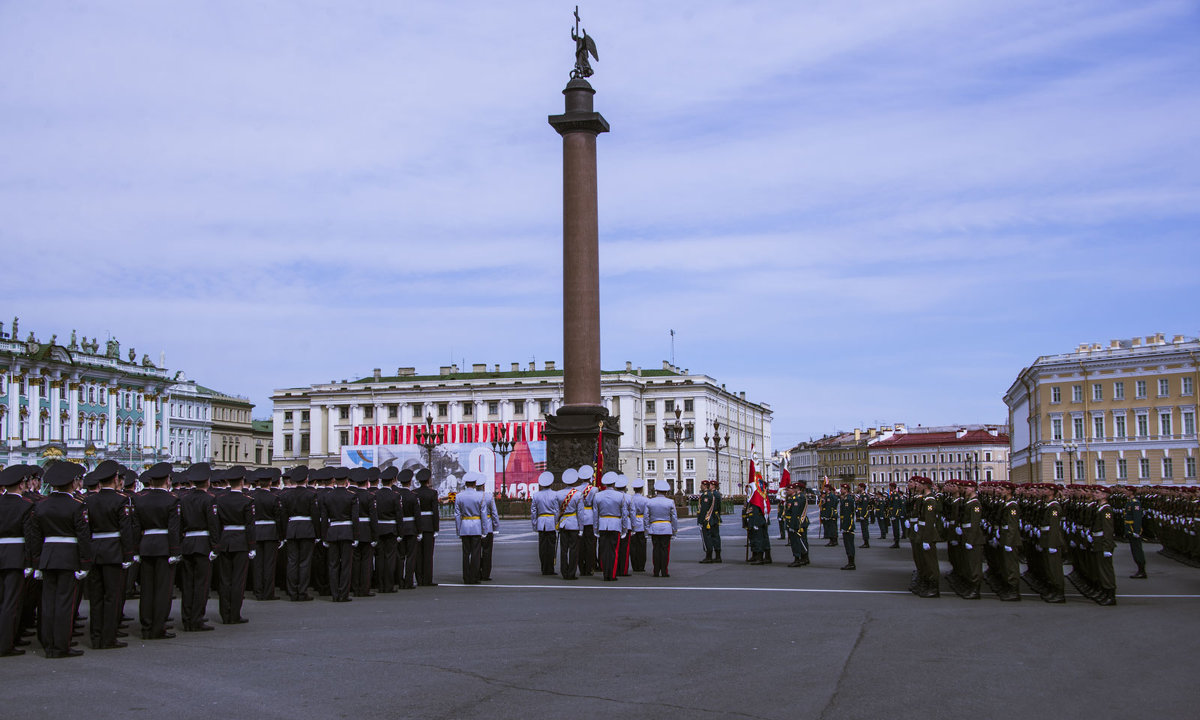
[248,550,257,560]
[279,540,286,549]
[955,527,962,536]
[964,543,973,550]
[922,542,930,550]
[1103,551,1112,558]
[1004,546,1013,552]
[23,568,33,578]
[370,541,377,548]
[168,555,181,565]
[208,551,217,561]
[74,570,89,580]
[433,533,438,539]
[1049,548,1058,554]
[322,541,330,548]
[132,555,141,563]
[121,561,132,570]
[33,570,43,580]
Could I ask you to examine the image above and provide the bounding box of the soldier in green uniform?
[742,496,770,565]
[1092,486,1117,606]
[697,480,722,564]
[855,483,871,548]
[820,486,838,546]
[888,483,904,549]
[996,482,1022,602]
[1123,489,1147,579]
[838,483,856,570]
[908,476,940,597]
[782,483,810,567]
[956,480,984,600]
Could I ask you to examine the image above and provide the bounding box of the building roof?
[350,367,680,384]
[871,429,1008,448]
[196,384,253,406]
[251,420,273,433]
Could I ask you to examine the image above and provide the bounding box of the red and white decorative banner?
[351,421,546,446]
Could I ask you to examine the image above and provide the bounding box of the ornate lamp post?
[418,414,447,478]
[663,407,685,495]
[1063,441,1078,484]
[704,420,731,495]
[491,424,520,498]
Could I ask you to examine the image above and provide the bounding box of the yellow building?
[1005,334,1199,485]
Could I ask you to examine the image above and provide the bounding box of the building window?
[284,411,293,424]
[646,459,656,472]
[1051,387,1061,404]
[1163,457,1173,479]
[339,406,349,420]
[1093,417,1105,440]
[437,402,448,418]
[645,425,656,442]
[1113,382,1125,400]
[1071,385,1082,403]
[985,469,993,480]
[255,447,263,464]
[411,402,423,416]
[1095,459,1105,481]
[302,410,310,423]
[984,451,992,462]
[1135,380,1147,399]
[539,399,551,416]
[665,459,675,472]
[1136,414,1149,437]
[462,403,473,417]
[1187,457,1196,479]
[488,401,499,416]
[512,400,524,416]
[1138,457,1150,479]
[645,400,655,415]
[1117,458,1128,480]
[684,424,694,441]
[1092,383,1102,402]
[664,399,675,413]
[387,404,398,419]
[1160,412,1172,437]
[684,399,694,412]
[364,405,374,419]
[1072,417,1084,439]
[339,430,349,446]
[1184,411,1195,436]
[1158,379,1170,397]
[1054,461,1064,480]
[301,434,310,453]
[1051,418,1063,441]
[1115,415,1127,439]
[685,458,694,471]
[284,435,294,452]
[1184,377,1195,396]
[1075,460,1085,481]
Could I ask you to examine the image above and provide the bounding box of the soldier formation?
[0,459,444,659]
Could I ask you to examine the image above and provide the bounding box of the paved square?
[4,519,1197,720]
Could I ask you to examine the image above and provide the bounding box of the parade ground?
[5,518,1198,720]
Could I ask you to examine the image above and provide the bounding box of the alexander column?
[545,7,620,479]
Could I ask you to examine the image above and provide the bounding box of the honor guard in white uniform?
[556,469,583,580]
[629,478,649,572]
[531,472,558,575]
[646,480,678,577]
[479,475,499,582]
[594,472,627,581]
[576,465,597,576]
[454,474,485,584]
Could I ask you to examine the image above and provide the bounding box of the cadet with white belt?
[454,474,485,584]
[594,472,627,581]
[531,472,558,575]
[646,480,678,578]
[629,478,649,572]
[556,469,583,580]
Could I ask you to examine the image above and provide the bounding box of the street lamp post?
[491,424,519,498]
[704,420,731,495]
[418,414,446,479]
[1063,441,1078,484]
[664,407,685,496]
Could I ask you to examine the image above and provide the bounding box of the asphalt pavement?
[4,517,1198,720]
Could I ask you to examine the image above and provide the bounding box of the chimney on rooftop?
[1132,337,1142,347]
[494,364,500,373]
[529,361,535,372]
[854,428,861,442]
[472,363,487,373]
[545,360,556,371]
[397,367,416,377]
[1173,335,1185,344]
[511,362,520,372]
[626,361,633,372]
[663,361,672,371]
[373,368,381,381]
[439,366,451,376]
[956,427,967,439]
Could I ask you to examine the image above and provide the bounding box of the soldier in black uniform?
[250,468,283,601]
[697,480,722,563]
[278,465,318,601]
[888,483,904,548]
[214,466,256,623]
[742,496,769,564]
[82,460,134,649]
[178,463,218,631]
[0,464,37,656]
[413,468,439,587]
[131,462,180,639]
[348,468,376,597]
[372,467,401,593]
[31,462,92,658]
[396,469,420,589]
[782,482,810,567]
[1123,489,1147,579]
[319,468,359,602]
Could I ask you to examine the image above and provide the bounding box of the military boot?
[713,550,722,563]
[699,551,712,564]
[1129,566,1147,579]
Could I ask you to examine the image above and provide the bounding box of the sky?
[2,1,1198,450]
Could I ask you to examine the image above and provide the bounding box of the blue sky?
[2,1,1197,449]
